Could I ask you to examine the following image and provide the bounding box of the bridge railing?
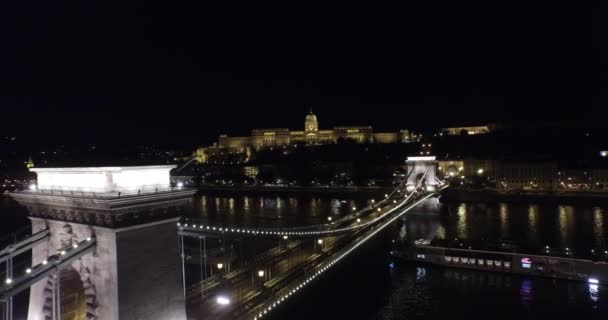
[22,184,186,198]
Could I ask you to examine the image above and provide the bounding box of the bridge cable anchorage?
[250,184,446,320]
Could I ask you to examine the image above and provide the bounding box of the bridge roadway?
[185,186,442,320]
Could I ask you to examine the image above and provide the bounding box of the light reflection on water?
[594,207,605,248]
[434,201,608,255]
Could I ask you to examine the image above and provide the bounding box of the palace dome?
[305,111,319,132]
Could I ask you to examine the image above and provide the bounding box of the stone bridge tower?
[11,165,196,320]
[406,156,439,192]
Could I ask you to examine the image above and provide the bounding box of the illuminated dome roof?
[305,110,319,132]
[305,111,317,123]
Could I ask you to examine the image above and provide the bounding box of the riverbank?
[195,185,392,197]
[440,188,608,205]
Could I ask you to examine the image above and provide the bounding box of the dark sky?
[1,2,604,148]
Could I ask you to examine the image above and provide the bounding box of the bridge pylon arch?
[406,156,439,192]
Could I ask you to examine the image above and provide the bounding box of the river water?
[1,192,607,319]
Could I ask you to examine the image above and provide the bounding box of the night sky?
[1,2,604,148]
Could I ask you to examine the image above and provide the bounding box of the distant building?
[495,161,558,191]
[195,111,419,163]
[437,160,464,178]
[441,125,489,136]
[463,159,496,178]
[591,170,608,191]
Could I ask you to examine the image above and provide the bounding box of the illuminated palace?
[195,111,419,163]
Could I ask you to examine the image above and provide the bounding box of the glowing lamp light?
[60,250,66,256]
[26,268,32,274]
[258,270,265,278]
[282,235,288,240]
[601,151,608,157]
[216,296,230,305]
[217,263,224,270]
[177,182,184,188]
[28,184,37,191]
[317,239,324,245]
[477,169,484,175]
[327,217,332,222]
[356,218,361,223]
[5,278,12,285]
[588,278,600,284]
[42,260,48,265]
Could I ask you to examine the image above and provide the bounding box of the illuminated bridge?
[1,157,443,320]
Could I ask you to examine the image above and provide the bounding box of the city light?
[26,268,32,274]
[28,184,37,191]
[5,278,12,284]
[42,260,48,265]
[588,278,600,284]
[217,263,224,270]
[177,182,184,188]
[216,296,231,305]
[317,239,323,245]
[258,270,265,278]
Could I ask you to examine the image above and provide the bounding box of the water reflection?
[593,207,605,248]
[188,193,365,228]
[528,205,539,245]
[416,267,426,281]
[520,279,533,306]
[243,196,250,210]
[456,204,466,238]
[558,205,576,248]
[499,203,509,238]
[435,225,446,240]
[440,202,608,255]
[590,284,600,305]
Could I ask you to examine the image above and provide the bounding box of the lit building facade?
[591,170,608,191]
[195,111,419,163]
[441,126,489,135]
[495,162,558,191]
[437,160,464,178]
